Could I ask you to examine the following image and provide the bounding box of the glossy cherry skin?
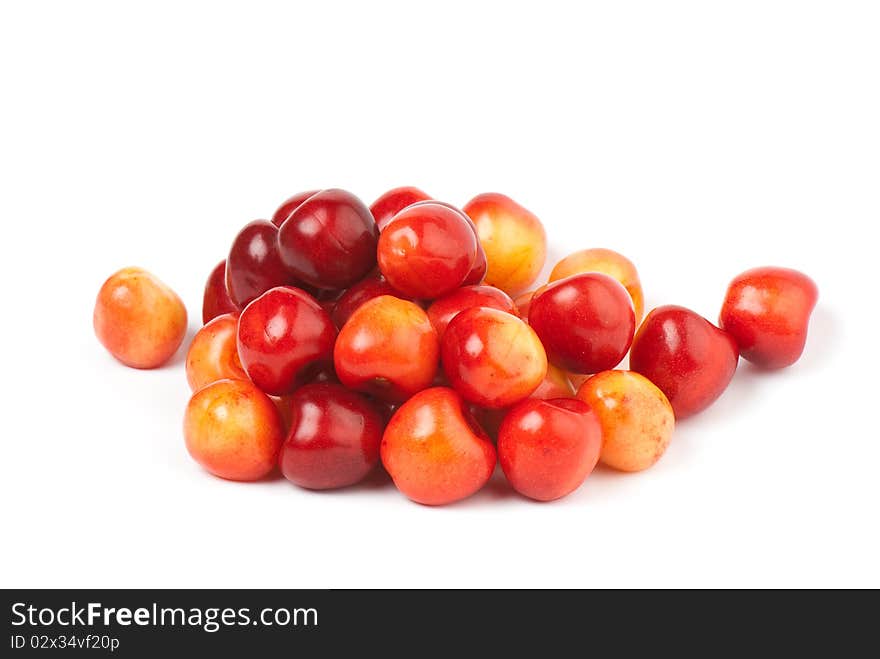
[498,398,602,502]
[426,284,517,338]
[370,186,432,231]
[549,248,645,324]
[630,305,739,419]
[381,387,496,505]
[334,295,439,403]
[529,273,636,374]
[277,188,379,289]
[271,189,321,227]
[377,201,478,299]
[442,307,548,409]
[185,312,247,392]
[462,192,546,295]
[405,200,487,286]
[236,286,337,396]
[279,383,384,490]
[202,260,239,324]
[719,266,818,369]
[330,272,410,328]
[184,378,284,481]
[94,267,188,369]
[226,220,296,308]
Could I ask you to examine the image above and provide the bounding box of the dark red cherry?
[226,220,296,308]
[271,189,321,227]
[277,188,379,290]
[279,383,384,490]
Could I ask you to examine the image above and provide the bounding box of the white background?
[1,1,878,588]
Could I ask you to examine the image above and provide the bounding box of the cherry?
[226,220,295,308]
[370,186,432,231]
[462,192,546,295]
[498,398,602,502]
[529,273,635,374]
[719,266,818,369]
[381,387,496,505]
[330,272,410,329]
[630,305,739,419]
[279,383,384,490]
[334,295,439,402]
[202,259,239,324]
[236,286,337,396]
[185,312,247,392]
[426,284,517,338]
[549,248,645,324]
[94,267,187,369]
[184,378,284,481]
[577,370,674,472]
[277,188,379,290]
[405,200,487,286]
[441,307,547,409]
[377,201,478,299]
[271,189,321,227]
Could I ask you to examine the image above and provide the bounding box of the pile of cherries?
[94,187,818,505]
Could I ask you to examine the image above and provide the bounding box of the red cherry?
[370,186,432,232]
[528,273,636,374]
[226,220,295,308]
[405,200,487,286]
[426,284,516,338]
[277,188,378,290]
[719,266,818,369]
[330,272,410,328]
[377,201,478,299]
[202,259,239,324]
[271,189,321,227]
[279,383,384,490]
[237,286,337,396]
[498,397,602,502]
[630,305,739,419]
